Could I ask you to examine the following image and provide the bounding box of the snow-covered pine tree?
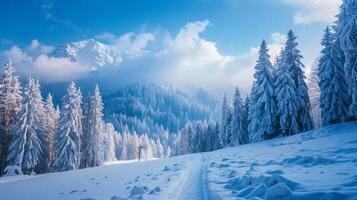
[307,59,322,128]
[178,126,188,155]
[103,123,117,162]
[219,95,230,147]
[231,87,244,145]
[194,122,203,153]
[127,132,139,160]
[141,134,154,159]
[44,93,59,171]
[155,139,164,158]
[248,40,277,142]
[7,77,45,174]
[0,62,22,174]
[318,26,351,126]
[82,85,104,168]
[81,95,90,167]
[182,123,193,154]
[274,51,300,136]
[166,146,172,157]
[120,132,129,160]
[240,96,250,144]
[213,122,220,150]
[53,82,83,171]
[205,123,214,151]
[283,30,314,132]
[337,0,357,118]
[31,79,47,172]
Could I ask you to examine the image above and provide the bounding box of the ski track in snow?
[166,154,211,200]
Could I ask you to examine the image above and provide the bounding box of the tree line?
[0,67,170,175]
[176,0,357,154]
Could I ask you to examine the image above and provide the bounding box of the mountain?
[2,122,356,199]
[48,39,122,70]
[42,82,220,136]
[103,83,220,137]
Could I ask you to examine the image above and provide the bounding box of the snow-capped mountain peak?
[48,39,122,70]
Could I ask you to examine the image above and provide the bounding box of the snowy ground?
[1,122,357,200]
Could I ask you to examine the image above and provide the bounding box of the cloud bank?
[1,20,286,95]
[281,0,342,24]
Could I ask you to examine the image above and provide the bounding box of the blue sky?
[0,0,341,93]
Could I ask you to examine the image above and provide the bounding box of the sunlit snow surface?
[1,122,357,200]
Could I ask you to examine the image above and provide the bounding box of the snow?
[2,165,23,177]
[1,122,357,199]
[48,39,122,70]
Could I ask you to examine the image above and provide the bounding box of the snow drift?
[0,122,356,200]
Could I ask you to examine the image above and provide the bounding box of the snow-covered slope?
[1,122,356,200]
[104,83,220,135]
[48,39,122,70]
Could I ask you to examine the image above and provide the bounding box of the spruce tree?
[53,82,83,171]
[318,26,351,126]
[337,0,357,118]
[283,30,313,132]
[231,87,244,145]
[44,93,59,171]
[240,96,250,144]
[155,139,164,158]
[248,41,276,142]
[82,85,104,168]
[7,77,45,174]
[0,62,22,174]
[274,52,299,136]
[219,95,230,147]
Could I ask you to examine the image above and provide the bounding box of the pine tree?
[219,95,230,147]
[248,41,276,142]
[206,123,215,151]
[0,62,22,174]
[283,30,314,132]
[128,133,139,160]
[44,93,59,171]
[103,123,117,162]
[82,85,104,168]
[155,139,164,158]
[231,87,245,145]
[213,122,220,150]
[318,26,351,126]
[53,82,83,171]
[337,0,357,118]
[274,51,300,136]
[166,146,172,157]
[81,95,90,167]
[186,123,195,154]
[7,77,45,174]
[141,134,153,159]
[240,96,250,144]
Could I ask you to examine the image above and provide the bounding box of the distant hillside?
[42,82,220,137]
[103,83,220,137]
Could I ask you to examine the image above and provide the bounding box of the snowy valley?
[1,122,356,200]
[1,0,357,199]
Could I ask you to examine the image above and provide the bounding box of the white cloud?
[27,39,54,56]
[281,0,341,24]
[1,42,84,82]
[1,20,286,94]
[152,21,285,94]
[32,55,86,81]
[96,31,155,58]
[3,46,32,63]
